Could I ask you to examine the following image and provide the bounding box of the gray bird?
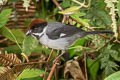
[26,19,113,62]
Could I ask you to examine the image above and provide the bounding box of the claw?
[52,50,65,65]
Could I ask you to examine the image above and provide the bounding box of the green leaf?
[117,0,120,19]
[60,0,71,8]
[104,71,120,80]
[22,35,39,56]
[104,61,118,76]
[58,6,81,15]
[87,58,99,80]
[16,68,44,80]
[69,38,86,57]
[33,44,51,55]
[2,45,21,53]
[70,12,86,17]
[99,46,119,77]
[0,8,12,28]
[1,27,25,43]
[97,0,106,9]
[70,14,89,27]
[93,9,112,27]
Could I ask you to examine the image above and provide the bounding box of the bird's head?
[26,19,47,38]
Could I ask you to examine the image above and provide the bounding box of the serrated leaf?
[104,71,120,80]
[105,66,115,77]
[93,9,112,27]
[16,68,44,80]
[0,8,12,28]
[58,6,81,15]
[22,35,39,56]
[1,27,25,43]
[100,47,119,76]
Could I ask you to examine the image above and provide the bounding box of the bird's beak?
[26,30,32,35]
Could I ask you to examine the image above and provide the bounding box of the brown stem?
[43,49,54,80]
[52,0,63,11]
[0,38,8,43]
[47,63,57,80]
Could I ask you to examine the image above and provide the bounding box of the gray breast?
[39,33,70,50]
[39,33,80,50]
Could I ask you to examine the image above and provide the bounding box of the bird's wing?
[46,22,84,39]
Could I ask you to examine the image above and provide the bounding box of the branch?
[47,63,57,80]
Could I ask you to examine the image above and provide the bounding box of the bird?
[26,19,113,63]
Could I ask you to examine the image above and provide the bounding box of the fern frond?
[0,66,15,80]
[0,51,22,67]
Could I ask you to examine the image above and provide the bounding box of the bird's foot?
[53,58,60,65]
[53,51,65,65]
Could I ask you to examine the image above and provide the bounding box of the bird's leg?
[53,50,65,64]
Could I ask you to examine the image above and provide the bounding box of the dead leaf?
[64,60,85,80]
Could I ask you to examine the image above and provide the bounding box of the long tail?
[86,30,113,34]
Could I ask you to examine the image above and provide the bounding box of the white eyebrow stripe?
[32,33,44,37]
[60,33,66,37]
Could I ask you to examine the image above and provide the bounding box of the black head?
[26,19,47,38]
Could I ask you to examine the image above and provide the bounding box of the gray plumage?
[27,21,113,50]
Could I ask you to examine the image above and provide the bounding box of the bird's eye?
[33,28,38,33]
[33,28,43,33]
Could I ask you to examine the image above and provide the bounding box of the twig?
[14,61,47,66]
[72,0,91,8]
[52,0,63,11]
[47,63,57,80]
[47,49,54,62]
[62,15,67,23]
[47,50,61,80]
[47,51,61,80]
[84,52,88,80]
[96,37,114,52]
[43,49,54,80]
[0,38,8,43]
[72,0,86,7]
[52,0,68,23]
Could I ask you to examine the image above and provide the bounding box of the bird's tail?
[86,30,113,35]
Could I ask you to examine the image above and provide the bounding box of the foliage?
[0,0,120,80]
[104,71,120,80]
[16,69,44,80]
[99,45,120,77]
[22,35,39,56]
[0,9,12,28]
[1,27,25,44]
